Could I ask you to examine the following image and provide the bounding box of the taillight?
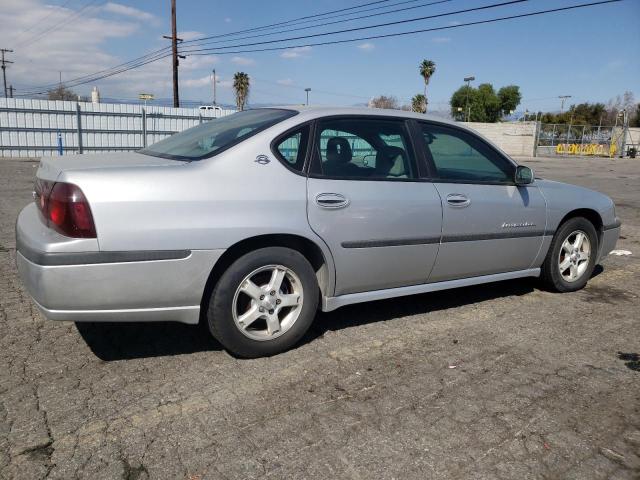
[34,180,96,238]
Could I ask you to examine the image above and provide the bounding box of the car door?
[306,116,442,296]
[415,121,547,283]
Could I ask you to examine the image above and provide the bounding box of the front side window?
[419,123,514,183]
[314,118,416,179]
[140,108,296,160]
[274,125,310,172]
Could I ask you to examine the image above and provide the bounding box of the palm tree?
[233,72,250,111]
[411,94,426,113]
[419,59,436,112]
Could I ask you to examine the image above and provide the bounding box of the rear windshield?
[139,108,296,160]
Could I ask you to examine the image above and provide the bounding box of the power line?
[15,0,623,96]
[182,0,622,56]
[180,0,426,45]
[182,0,454,49]
[180,0,529,54]
[13,0,403,93]
[181,0,398,43]
[15,0,103,49]
[11,0,76,44]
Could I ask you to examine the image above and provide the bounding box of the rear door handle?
[446,193,471,208]
[315,193,349,209]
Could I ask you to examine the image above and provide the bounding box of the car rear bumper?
[16,204,224,325]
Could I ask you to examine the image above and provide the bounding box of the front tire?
[207,247,319,358]
[541,217,598,292]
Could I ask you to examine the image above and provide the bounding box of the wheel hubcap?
[558,230,591,282]
[232,265,303,341]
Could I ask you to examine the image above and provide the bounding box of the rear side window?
[419,123,514,183]
[140,109,296,161]
[274,125,310,173]
[313,118,417,180]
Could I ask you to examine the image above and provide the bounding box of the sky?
[0,0,638,114]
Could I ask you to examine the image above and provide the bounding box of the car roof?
[263,105,459,126]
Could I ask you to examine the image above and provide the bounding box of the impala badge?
[502,222,536,228]
[255,154,270,165]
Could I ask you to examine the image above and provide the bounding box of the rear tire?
[541,217,598,292]
[207,247,319,358]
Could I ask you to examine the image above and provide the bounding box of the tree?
[233,72,250,111]
[369,95,400,109]
[497,85,522,116]
[47,85,79,101]
[418,59,436,112]
[411,94,426,113]
[536,94,635,126]
[450,82,522,122]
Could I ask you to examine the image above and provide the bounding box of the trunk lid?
[36,152,185,181]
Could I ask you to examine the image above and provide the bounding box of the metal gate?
[536,123,624,157]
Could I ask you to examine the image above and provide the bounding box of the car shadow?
[77,267,605,361]
[76,321,222,362]
[302,277,538,345]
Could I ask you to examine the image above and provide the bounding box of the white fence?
[0,98,235,157]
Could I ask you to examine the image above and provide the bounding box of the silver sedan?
[16,107,621,357]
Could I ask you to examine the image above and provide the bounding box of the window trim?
[139,108,298,161]
[414,120,519,186]
[269,120,314,176]
[308,115,423,182]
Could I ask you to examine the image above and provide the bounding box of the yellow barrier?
[555,143,617,157]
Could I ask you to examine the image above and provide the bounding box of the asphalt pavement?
[0,155,638,479]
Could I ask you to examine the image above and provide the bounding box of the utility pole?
[558,95,571,113]
[8,85,14,98]
[1,48,14,98]
[212,69,217,105]
[163,0,184,108]
[305,88,311,106]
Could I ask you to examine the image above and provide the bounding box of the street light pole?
[305,88,311,106]
[463,76,475,122]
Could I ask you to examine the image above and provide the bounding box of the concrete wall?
[0,98,235,157]
[463,121,537,157]
[626,127,640,149]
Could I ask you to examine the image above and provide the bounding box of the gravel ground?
[0,155,638,480]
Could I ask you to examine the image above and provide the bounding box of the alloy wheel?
[232,265,304,341]
[558,230,591,282]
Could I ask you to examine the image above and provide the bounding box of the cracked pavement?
[1,155,639,479]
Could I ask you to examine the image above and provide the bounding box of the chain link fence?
[536,123,627,157]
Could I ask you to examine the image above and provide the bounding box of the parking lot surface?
[1,155,639,480]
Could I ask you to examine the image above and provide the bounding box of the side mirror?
[515,165,534,185]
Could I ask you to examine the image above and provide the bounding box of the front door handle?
[315,193,350,209]
[446,193,471,208]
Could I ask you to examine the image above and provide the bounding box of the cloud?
[448,20,462,26]
[180,55,219,71]
[231,56,255,66]
[604,59,624,70]
[102,2,157,23]
[0,0,141,95]
[276,78,294,86]
[177,31,205,41]
[357,42,375,51]
[182,75,213,88]
[280,46,312,59]
[432,37,451,43]
[225,17,232,23]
